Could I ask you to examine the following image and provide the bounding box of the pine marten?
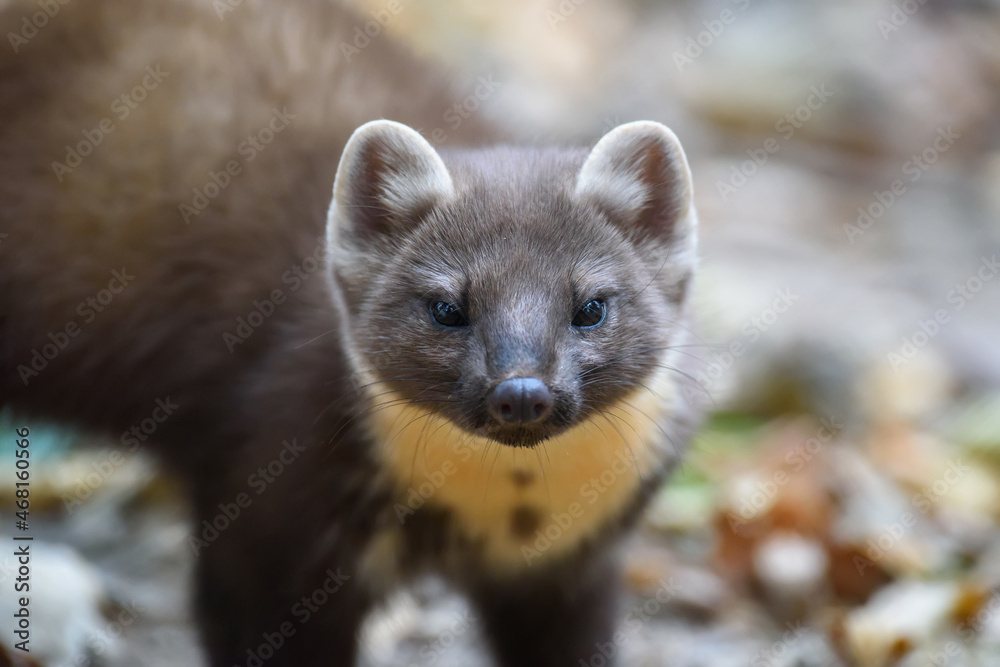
[0,1,702,665]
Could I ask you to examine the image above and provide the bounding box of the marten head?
[326,120,696,448]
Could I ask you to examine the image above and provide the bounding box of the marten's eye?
[430,301,469,327]
[572,299,606,328]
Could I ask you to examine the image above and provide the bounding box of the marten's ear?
[329,120,453,247]
[575,121,695,247]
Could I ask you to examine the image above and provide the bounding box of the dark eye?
[572,299,606,328]
[430,301,469,327]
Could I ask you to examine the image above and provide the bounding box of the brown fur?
[0,3,702,666]
[0,0,495,462]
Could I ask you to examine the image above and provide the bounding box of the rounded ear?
[328,120,454,247]
[575,121,695,245]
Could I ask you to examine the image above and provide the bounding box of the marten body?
[0,2,702,665]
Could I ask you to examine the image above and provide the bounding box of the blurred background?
[2,0,1000,665]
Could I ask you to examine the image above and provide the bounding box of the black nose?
[487,378,553,425]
